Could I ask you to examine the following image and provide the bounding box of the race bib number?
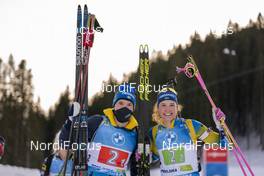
[162,148,185,165]
[98,146,129,168]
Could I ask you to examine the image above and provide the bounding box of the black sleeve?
[40,154,54,176]
[129,152,138,175]
[87,115,104,142]
[129,128,139,175]
[59,119,72,146]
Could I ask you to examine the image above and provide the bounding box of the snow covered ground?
[0,164,40,176]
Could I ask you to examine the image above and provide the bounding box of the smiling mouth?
[164,112,173,117]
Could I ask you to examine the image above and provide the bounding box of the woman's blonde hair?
[152,102,183,125]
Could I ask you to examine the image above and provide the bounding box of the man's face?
[114,99,134,112]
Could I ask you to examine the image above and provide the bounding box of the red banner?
[204,148,228,163]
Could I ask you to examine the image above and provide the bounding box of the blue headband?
[112,84,136,108]
[157,89,178,106]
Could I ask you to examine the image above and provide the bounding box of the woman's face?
[158,100,177,123]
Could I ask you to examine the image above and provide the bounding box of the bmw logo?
[165,131,177,144]
[112,132,125,146]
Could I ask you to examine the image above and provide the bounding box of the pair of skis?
[137,44,151,175]
[60,4,102,176]
[176,56,254,176]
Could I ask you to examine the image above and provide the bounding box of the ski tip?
[139,44,144,53]
[77,5,82,28]
[83,8,89,27]
[139,44,149,54]
[84,4,88,10]
[90,14,96,28]
[144,44,149,53]
[78,5,82,12]
[89,13,95,18]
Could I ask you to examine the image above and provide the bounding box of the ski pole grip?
[184,63,196,78]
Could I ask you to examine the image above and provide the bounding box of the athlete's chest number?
[107,150,119,165]
[162,148,185,165]
[98,146,129,168]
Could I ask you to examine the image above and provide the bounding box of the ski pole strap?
[94,18,103,32]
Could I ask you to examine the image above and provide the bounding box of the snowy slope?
[0,164,40,176]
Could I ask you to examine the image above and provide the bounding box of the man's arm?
[59,115,103,160]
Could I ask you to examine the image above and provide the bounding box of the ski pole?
[177,57,254,176]
[176,56,254,176]
[196,71,250,175]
